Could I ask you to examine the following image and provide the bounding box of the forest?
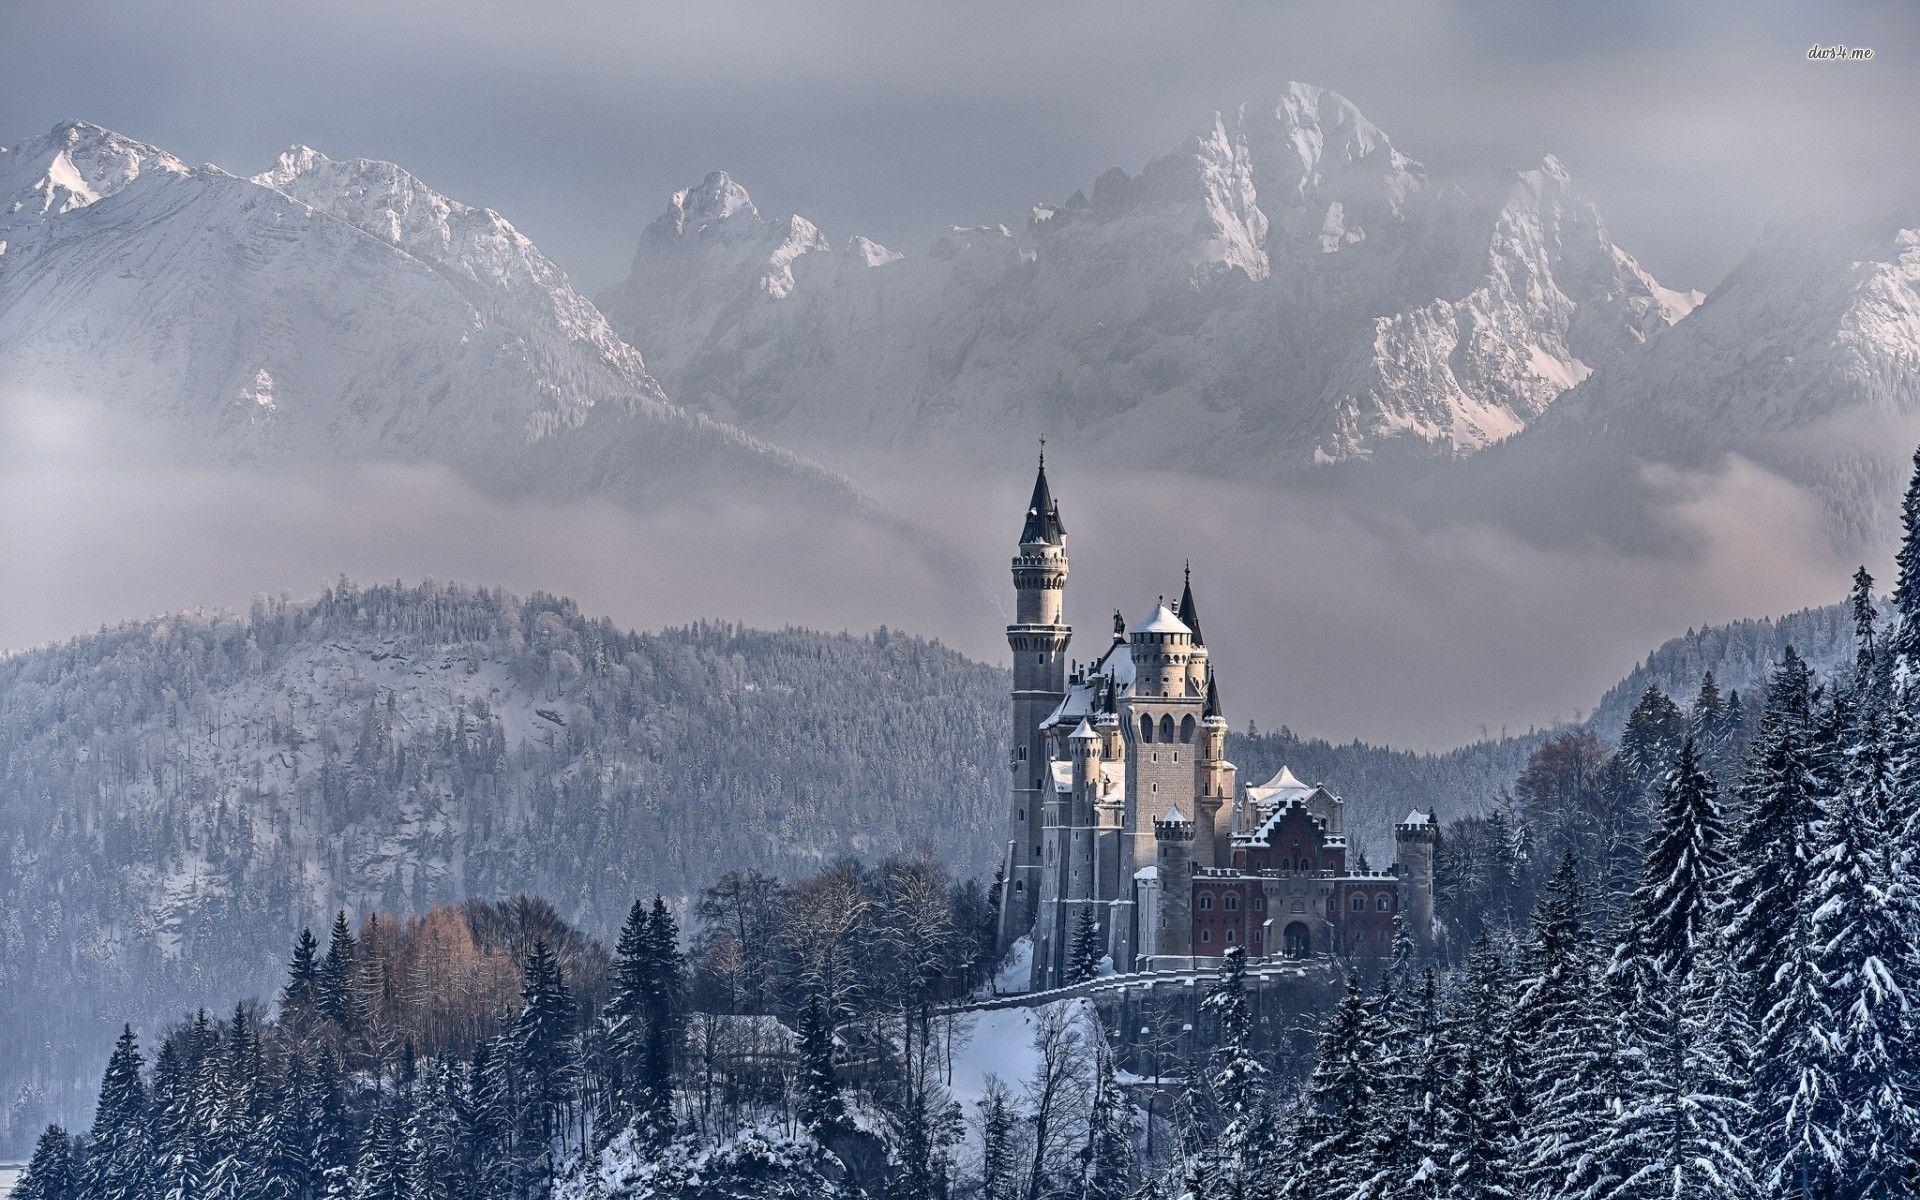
[17,450,1920,1199]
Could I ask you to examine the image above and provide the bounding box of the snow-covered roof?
[1051,760,1073,793]
[1134,864,1159,881]
[1400,809,1432,826]
[1245,765,1315,806]
[1130,603,1191,636]
[1159,806,1187,823]
[1069,718,1097,740]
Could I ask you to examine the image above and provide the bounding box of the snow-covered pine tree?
[1078,1034,1136,1200]
[1722,648,1820,1016]
[149,1037,210,1200]
[1601,943,1757,1200]
[1620,685,1686,792]
[1890,446,1920,675]
[1440,1043,1512,1200]
[348,1095,407,1200]
[796,997,846,1136]
[1515,855,1621,1200]
[1761,901,1844,1200]
[978,1079,1019,1200]
[12,1125,77,1200]
[1803,688,1919,1196]
[84,1026,152,1200]
[1302,972,1384,1198]
[512,937,576,1192]
[1067,905,1104,985]
[1198,947,1269,1200]
[640,895,686,1134]
[1620,736,1728,988]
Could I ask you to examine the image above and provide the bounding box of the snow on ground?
[990,935,1033,995]
[947,996,1101,1114]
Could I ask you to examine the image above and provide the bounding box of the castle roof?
[1246,765,1314,806]
[1019,456,1065,546]
[1069,718,1097,741]
[1203,676,1223,720]
[1131,602,1190,636]
[1177,565,1205,646]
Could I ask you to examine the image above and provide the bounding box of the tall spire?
[1019,440,1065,545]
[1177,562,1205,646]
[1204,676,1223,720]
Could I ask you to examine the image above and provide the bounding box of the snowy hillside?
[598,83,1698,472]
[0,121,854,512]
[0,580,1006,1148]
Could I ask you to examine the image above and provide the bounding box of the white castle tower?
[999,447,1070,953]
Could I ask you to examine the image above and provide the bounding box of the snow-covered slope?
[598,83,1698,471]
[0,121,854,510]
[1499,209,1920,544]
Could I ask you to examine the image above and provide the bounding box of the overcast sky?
[8,0,1917,296]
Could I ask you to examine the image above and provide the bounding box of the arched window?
[1280,857,1294,873]
[1301,857,1314,873]
[1180,715,1196,743]
[1224,894,1239,911]
[1377,893,1393,912]
[1200,929,1213,944]
[1225,928,1237,943]
[1350,894,1366,913]
[1252,895,1265,911]
[1140,715,1154,743]
[1159,714,1175,742]
[1199,894,1214,910]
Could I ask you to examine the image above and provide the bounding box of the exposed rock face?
[599,83,1697,472]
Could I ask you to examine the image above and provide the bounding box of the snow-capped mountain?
[0,120,852,510]
[1506,209,1920,542]
[598,83,1700,471]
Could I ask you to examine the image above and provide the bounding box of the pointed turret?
[1203,676,1223,720]
[1020,445,1066,546]
[1177,561,1204,646]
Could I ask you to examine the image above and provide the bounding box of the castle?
[997,454,1438,991]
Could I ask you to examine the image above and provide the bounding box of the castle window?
[1141,715,1154,743]
[1302,857,1314,872]
[1172,751,1180,763]
[1151,751,1159,763]
[1199,894,1213,910]
[1377,894,1393,912]
[1281,857,1293,873]
[1225,928,1237,943]
[1159,714,1175,742]
[1223,894,1239,911]
[1019,746,1028,760]
[1200,929,1212,944]
[1180,715,1196,742]
[1351,895,1366,913]
[1151,783,1159,794]
[1252,895,1265,911]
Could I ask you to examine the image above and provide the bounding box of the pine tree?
[1066,905,1104,985]
[1516,856,1621,1200]
[282,927,323,1035]
[1199,947,1268,1200]
[1441,1044,1513,1200]
[1890,445,1920,673]
[1302,973,1384,1198]
[13,1125,77,1200]
[1803,692,1918,1197]
[348,1097,406,1200]
[606,894,686,1137]
[1764,903,1844,1200]
[979,1080,1018,1200]
[1078,1035,1135,1200]
[796,997,846,1135]
[1621,736,1728,988]
[1722,649,1820,1013]
[320,911,357,1031]
[84,1026,152,1200]
[1620,685,1686,791]
[512,938,576,1192]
